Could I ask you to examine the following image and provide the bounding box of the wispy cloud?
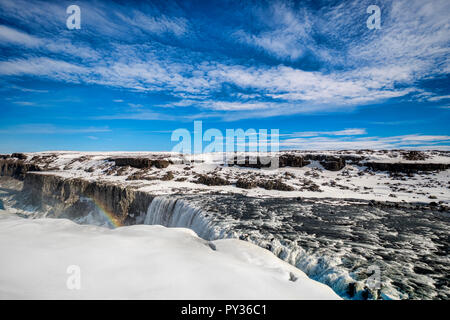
[0,25,41,47]
[290,129,367,137]
[0,124,111,135]
[428,95,450,102]
[279,134,450,150]
[12,101,35,106]
[0,0,448,121]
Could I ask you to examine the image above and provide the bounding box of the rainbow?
[88,196,122,228]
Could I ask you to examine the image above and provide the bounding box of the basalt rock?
[0,159,41,180]
[365,162,449,173]
[236,178,257,189]
[22,172,154,225]
[257,179,294,191]
[111,157,170,169]
[230,154,310,169]
[195,174,230,186]
[301,154,347,171]
[402,151,428,161]
[229,156,273,168]
[320,158,346,171]
[279,154,310,167]
[11,153,27,160]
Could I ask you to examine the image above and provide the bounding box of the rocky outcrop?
[0,159,40,180]
[11,153,27,160]
[236,178,257,189]
[279,154,311,167]
[302,155,347,171]
[195,174,230,186]
[229,155,274,168]
[402,151,428,161]
[111,157,170,169]
[365,162,449,173]
[22,173,154,225]
[230,154,311,169]
[235,177,294,191]
[257,179,294,191]
[229,154,349,171]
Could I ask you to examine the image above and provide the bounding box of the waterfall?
[143,197,360,298]
[143,197,227,240]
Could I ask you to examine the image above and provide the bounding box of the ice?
[0,211,339,300]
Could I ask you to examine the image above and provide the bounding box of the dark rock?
[257,179,294,191]
[402,151,428,161]
[11,153,27,160]
[153,159,170,169]
[230,154,311,169]
[321,158,346,171]
[236,178,257,189]
[0,159,41,180]
[112,158,170,169]
[195,174,230,186]
[289,272,298,282]
[365,162,449,173]
[230,155,273,168]
[113,158,152,168]
[161,171,174,181]
[347,283,356,297]
[21,172,155,226]
[278,154,310,168]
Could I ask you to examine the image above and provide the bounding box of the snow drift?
[0,211,340,300]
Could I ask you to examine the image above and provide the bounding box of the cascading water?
[142,196,358,299]
[143,196,228,240]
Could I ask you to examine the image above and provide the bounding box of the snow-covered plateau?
[0,150,449,299]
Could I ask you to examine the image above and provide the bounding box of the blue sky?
[0,0,449,152]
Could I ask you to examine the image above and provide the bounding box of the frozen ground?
[14,150,450,204]
[0,211,339,300]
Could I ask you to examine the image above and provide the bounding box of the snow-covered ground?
[14,150,450,204]
[0,211,339,300]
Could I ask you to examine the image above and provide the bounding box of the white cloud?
[428,95,450,102]
[13,101,35,106]
[279,134,450,150]
[0,0,448,119]
[291,129,367,137]
[0,25,41,47]
[0,124,111,134]
[0,57,87,79]
[116,11,188,37]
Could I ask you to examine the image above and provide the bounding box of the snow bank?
[0,212,340,300]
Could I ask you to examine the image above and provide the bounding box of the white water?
[141,196,369,299]
[143,197,228,240]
